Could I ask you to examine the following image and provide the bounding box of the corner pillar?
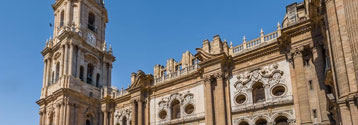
[292,49,312,124]
[215,74,227,125]
[131,100,137,125]
[138,99,143,125]
[204,76,214,125]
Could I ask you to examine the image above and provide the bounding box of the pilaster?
[203,76,214,125]
[214,73,227,125]
[291,48,312,124]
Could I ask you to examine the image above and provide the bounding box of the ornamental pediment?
[234,63,283,90]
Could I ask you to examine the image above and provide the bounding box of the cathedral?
[37,0,358,124]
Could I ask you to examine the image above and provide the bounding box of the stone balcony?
[232,30,280,55]
[154,112,205,125]
[232,95,293,113]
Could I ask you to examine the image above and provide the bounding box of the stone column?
[225,78,233,125]
[102,63,107,86]
[65,44,69,76]
[62,45,67,77]
[138,99,143,125]
[66,102,72,125]
[204,77,214,125]
[61,102,65,125]
[108,64,112,86]
[292,49,312,124]
[215,74,227,125]
[110,110,114,125]
[42,110,47,125]
[66,0,72,25]
[131,100,137,125]
[42,60,48,88]
[56,104,61,125]
[46,59,52,85]
[145,99,150,125]
[39,111,43,125]
[68,44,74,76]
[103,111,108,125]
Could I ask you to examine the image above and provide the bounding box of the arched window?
[122,116,127,125]
[86,119,91,125]
[171,100,181,119]
[55,62,60,82]
[88,12,96,31]
[60,10,65,27]
[87,64,94,84]
[253,82,265,103]
[86,114,93,125]
[275,116,289,125]
[79,66,84,81]
[96,73,100,87]
[255,119,267,125]
[239,121,249,125]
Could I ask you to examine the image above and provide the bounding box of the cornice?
[113,94,131,104]
[36,88,100,106]
[282,20,312,38]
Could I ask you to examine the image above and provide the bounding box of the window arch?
[79,66,84,81]
[171,99,181,119]
[86,114,93,125]
[86,119,91,125]
[96,73,100,87]
[87,64,94,84]
[239,121,249,125]
[60,10,65,27]
[122,116,127,125]
[255,119,267,125]
[88,12,96,31]
[275,116,289,125]
[252,82,265,103]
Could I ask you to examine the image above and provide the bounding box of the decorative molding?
[233,109,296,125]
[234,63,283,90]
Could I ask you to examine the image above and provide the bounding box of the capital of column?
[291,48,303,58]
[214,72,224,79]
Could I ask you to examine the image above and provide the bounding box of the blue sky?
[0,0,299,124]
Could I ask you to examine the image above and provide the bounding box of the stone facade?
[37,0,358,125]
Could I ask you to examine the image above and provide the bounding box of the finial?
[103,41,107,51]
[109,45,112,54]
[230,41,233,48]
[277,22,281,30]
[243,36,247,42]
[260,28,264,36]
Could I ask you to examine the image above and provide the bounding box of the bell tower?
[37,0,115,125]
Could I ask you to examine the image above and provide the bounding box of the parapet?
[153,51,198,81]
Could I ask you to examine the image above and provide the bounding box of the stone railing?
[154,64,199,85]
[153,112,205,125]
[232,30,280,54]
[101,86,129,99]
[232,95,293,113]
